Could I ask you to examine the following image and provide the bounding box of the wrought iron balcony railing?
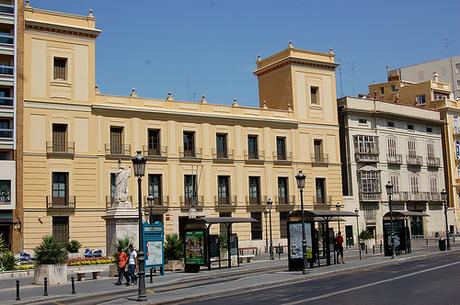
[406,155,423,166]
[212,149,234,160]
[179,147,202,159]
[105,143,131,158]
[46,141,75,157]
[358,192,381,202]
[387,154,402,165]
[142,145,167,158]
[46,196,76,210]
[427,157,440,168]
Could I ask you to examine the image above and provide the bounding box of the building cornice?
[25,19,101,39]
[253,57,338,77]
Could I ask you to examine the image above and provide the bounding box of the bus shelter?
[184,217,257,272]
[287,210,357,271]
[383,211,429,256]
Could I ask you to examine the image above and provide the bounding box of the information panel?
[288,222,313,259]
[185,230,205,265]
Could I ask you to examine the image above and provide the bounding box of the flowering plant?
[67,256,114,266]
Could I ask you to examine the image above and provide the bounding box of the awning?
[289,210,358,222]
[202,217,258,224]
[383,211,429,220]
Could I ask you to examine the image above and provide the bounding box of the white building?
[338,96,454,244]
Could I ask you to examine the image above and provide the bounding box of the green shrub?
[164,233,183,260]
[34,236,68,265]
[112,236,131,265]
[359,230,373,241]
[66,240,82,253]
[0,251,16,271]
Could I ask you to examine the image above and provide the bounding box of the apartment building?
[21,6,343,253]
[370,74,460,231]
[0,0,21,251]
[388,55,460,99]
[339,96,452,242]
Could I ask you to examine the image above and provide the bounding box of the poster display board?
[288,222,313,259]
[185,230,205,265]
[143,222,164,275]
[383,219,406,256]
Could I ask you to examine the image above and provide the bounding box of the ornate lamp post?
[132,151,147,302]
[147,194,154,224]
[295,171,307,274]
[267,198,274,260]
[385,181,395,259]
[264,210,268,253]
[441,189,450,250]
[354,208,361,260]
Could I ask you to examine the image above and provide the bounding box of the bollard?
[154,266,157,274]
[372,245,375,254]
[43,277,48,296]
[426,238,428,246]
[380,242,383,253]
[71,276,76,294]
[15,280,20,300]
[365,244,368,254]
[149,268,153,284]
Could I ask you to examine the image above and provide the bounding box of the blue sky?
[32,0,460,106]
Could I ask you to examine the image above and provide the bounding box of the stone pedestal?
[103,207,139,256]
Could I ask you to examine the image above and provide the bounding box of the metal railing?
[392,192,442,202]
[0,128,13,139]
[212,149,234,159]
[0,65,13,75]
[427,157,440,167]
[214,195,237,206]
[244,150,264,161]
[273,151,293,162]
[105,143,131,157]
[0,97,13,107]
[179,147,202,159]
[406,155,423,166]
[46,141,75,156]
[358,192,381,202]
[144,196,169,208]
[46,196,76,210]
[355,152,379,162]
[180,195,204,208]
[106,195,133,209]
[312,195,333,205]
[246,196,262,205]
[387,154,402,165]
[142,145,167,158]
[275,195,295,205]
[0,4,14,15]
[311,153,329,164]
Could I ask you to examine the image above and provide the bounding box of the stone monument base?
[103,207,139,256]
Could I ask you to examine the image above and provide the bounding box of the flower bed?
[67,257,114,266]
[14,264,34,271]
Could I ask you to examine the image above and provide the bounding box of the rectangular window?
[455,63,460,74]
[390,175,400,194]
[0,119,11,138]
[0,180,11,204]
[249,176,260,204]
[427,142,435,158]
[315,178,326,204]
[110,127,123,155]
[217,176,230,204]
[250,212,263,240]
[183,131,195,157]
[53,57,67,80]
[426,127,432,133]
[358,119,367,125]
[52,172,68,206]
[416,95,426,105]
[410,176,419,194]
[276,137,286,160]
[278,177,288,204]
[148,174,162,204]
[354,135,378,154]
[408,140,416,157]
[279,212,289,239]
[184,175,197,205]
[147,129,161,156]
[429,177,438,194]
[52,123,67,152]
[314,139,323,162]
[216,133,228,158]
[387,138,397,157]
[380,87,384,94]
[310,86,319,105]
[391,85,396,92]
[387,121,395,127]
[219,212,231,236]
[52,216,69,244]
[408,124,414,130]
[358,171,381,194]
[248,135,258,159]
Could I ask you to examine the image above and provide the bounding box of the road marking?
[283,261,460,305]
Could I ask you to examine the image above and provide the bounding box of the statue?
[114,160,131,207]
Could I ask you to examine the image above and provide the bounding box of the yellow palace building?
[19,5,343,254]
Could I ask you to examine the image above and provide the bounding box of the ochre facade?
[21,7,343,254]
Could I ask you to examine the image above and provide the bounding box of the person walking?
[128,244,137,285]
[115,246,130,286]
[335,231,345,264]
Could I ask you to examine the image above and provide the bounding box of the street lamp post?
[147,194,154,224]
[295,171,307,274]
[267,198,274,260]
[335,202,342,235]
[441,190,451,250]
[354,208,361,260]
[264,210,268,253]
[385,181,395,259]
[132,151,147,302]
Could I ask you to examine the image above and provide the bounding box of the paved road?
[186,252,460,305]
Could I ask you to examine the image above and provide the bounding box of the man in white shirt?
[128,244,137,285]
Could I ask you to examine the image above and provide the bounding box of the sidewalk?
[0,241,456,305]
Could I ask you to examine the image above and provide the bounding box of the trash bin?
[438,239,446,251]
